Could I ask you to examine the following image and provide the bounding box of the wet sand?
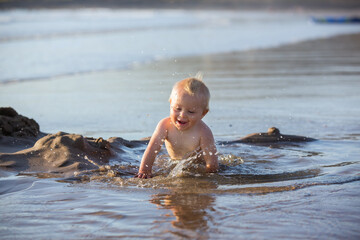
[129,32,360,139]
[1,32,359,140]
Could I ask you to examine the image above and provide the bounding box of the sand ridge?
[0,131,113,177]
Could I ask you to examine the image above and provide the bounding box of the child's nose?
[179,111,187,118]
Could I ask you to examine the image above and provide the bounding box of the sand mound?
[0,132,114,177]
[0,107,40,138]
[0,107,45,152]
[236,127,315,143]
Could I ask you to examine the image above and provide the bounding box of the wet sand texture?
[235,127,316,143]
[0,107,147,177]
[0,131,113,176]
[0,107,40,138]
[0,107,44,153]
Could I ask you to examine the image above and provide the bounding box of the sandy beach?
[1,8,360,239]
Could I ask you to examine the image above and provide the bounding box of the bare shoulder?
[157,117,171,130]
[154,117,171,137]
[159,117,170,124]
[198,120,214,138]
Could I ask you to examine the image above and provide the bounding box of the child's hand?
[134,172,153,179]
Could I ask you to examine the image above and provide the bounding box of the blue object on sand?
[312,16,360,24]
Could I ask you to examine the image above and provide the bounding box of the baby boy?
[135,77,219,179]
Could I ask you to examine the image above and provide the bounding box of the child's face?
[169,90,208,131]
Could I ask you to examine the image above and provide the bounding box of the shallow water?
[1,9,360,239]
[1,138,360,239]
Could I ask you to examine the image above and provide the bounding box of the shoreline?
[0,33,359,140]
[1,32,360,86]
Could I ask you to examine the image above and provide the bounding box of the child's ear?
[202,109,209,117]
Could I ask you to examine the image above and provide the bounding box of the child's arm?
[136,118,168,179]
[200,126,219,173]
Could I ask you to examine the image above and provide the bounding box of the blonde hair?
[169,75,211,111]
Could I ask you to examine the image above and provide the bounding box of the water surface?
[0,9,360,239]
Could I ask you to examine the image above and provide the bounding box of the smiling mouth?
[176,120,187,125]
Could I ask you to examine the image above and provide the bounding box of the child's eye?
[188,111,195,114]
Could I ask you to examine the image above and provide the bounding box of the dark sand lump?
[0,107,40,138]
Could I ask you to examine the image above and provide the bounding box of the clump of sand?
[0,107,45,153]
[0,107,147,178]
[238,127,316,143]
[0,131,114,177]
[0,107,40,138]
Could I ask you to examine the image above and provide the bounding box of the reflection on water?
[151,191,215,234]
[1,139,360,239]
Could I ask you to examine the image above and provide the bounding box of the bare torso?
[164,118,203,160]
